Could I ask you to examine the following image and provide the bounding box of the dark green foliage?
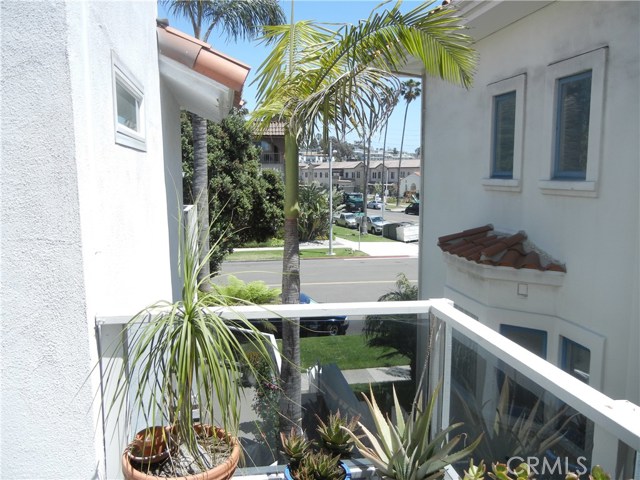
[298,183,330,242]
[182,111,284,271]
[364,273,418,380]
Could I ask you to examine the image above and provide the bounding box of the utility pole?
[328,138,335,255]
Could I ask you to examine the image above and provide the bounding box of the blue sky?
[157,1,426,153]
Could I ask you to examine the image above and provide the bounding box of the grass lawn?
[332,224,394,243]
[297,334,409,370]
[227,247,367,262]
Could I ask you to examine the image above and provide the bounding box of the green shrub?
[206,275,281,305]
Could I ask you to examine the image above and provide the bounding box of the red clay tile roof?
[438,224,566,272]
[262,121,286,136]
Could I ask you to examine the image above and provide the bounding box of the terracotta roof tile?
[438,225,566,272]
[262,121,286,136]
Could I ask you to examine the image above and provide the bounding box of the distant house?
[400,172,421,197]
[257,120,285,174]
[404,0,639,467]
[2,2,249,478]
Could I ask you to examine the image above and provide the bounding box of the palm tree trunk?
[396,103,409,207]
[279,130,302,434]
[191,113,211,289]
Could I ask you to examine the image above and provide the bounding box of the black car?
[405,202,420,215]
[298,293,349,336]
[256,293,349,337]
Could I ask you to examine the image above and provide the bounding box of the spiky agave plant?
[102,207,276,473]
[344,383,482,480]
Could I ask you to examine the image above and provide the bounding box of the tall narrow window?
[561,337,591,383]
[112,52,146,151]
[492,91,516,178]
[561,337,593,453]
[554,71,592,179]
[484,74,525,191]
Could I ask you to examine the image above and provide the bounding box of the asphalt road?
[216,256,418,335]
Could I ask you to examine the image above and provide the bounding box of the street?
[215,256,419,335]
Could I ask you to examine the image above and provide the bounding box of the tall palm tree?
[396,79,421,206]
[164,0,285,286]
[252,0,475,433]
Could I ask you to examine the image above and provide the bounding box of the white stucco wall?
[420,0,639,405]
[67,1,173,317]
[1,2,98,478]
[1,1,176,478]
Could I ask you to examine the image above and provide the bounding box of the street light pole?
[328,138,335,256]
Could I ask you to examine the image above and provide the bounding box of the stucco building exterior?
[1,2,248,477]
[411,0,639,466]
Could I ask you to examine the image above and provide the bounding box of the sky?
[157,0,426,153]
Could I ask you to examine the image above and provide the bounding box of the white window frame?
[483,73,526,192]
[112,52,146,151]
[539,47,607,197]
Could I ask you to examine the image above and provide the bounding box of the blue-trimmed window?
[500,324,547,359]
[561,337,590,384]
[491,91,516,178]
[553,71,592,180]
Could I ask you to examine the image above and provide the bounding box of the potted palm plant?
[103,211,275,479]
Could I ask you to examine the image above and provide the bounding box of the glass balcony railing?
[96,299,639,479]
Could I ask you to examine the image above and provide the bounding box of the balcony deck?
[96,299,639,479]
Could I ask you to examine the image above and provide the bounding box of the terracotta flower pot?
[126,426,176,466]
[122,425,241,480]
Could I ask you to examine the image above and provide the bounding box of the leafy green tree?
[182,111,284,271]
[252,0,475,434]
[396,79,421,205]
[364,273,419,380]
[298,183,330,242]
[165,0,285,286]
[332,137,355,161]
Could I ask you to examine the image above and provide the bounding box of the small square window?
[553,71,592,180]
[492,91,516,178]
[112,52,146,151]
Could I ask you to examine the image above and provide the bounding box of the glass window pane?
[500,324,547,359]
[554,71,592,179]
[560,338,593,452]
[492,91,516,178]
[116,81,138,131]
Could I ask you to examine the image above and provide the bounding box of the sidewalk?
[236,236,419,258]
[300,365,411,391]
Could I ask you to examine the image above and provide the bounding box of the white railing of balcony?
[96,299,639,480]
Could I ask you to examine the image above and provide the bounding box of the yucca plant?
[102,209,276,476]
[344,383,482,480]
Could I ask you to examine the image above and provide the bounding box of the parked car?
[405,202,420,215]
[361,215,389,234]
[336,212,358,228]
[367,200,383,209]
[299,292,349,336]
[260,293,349,337]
